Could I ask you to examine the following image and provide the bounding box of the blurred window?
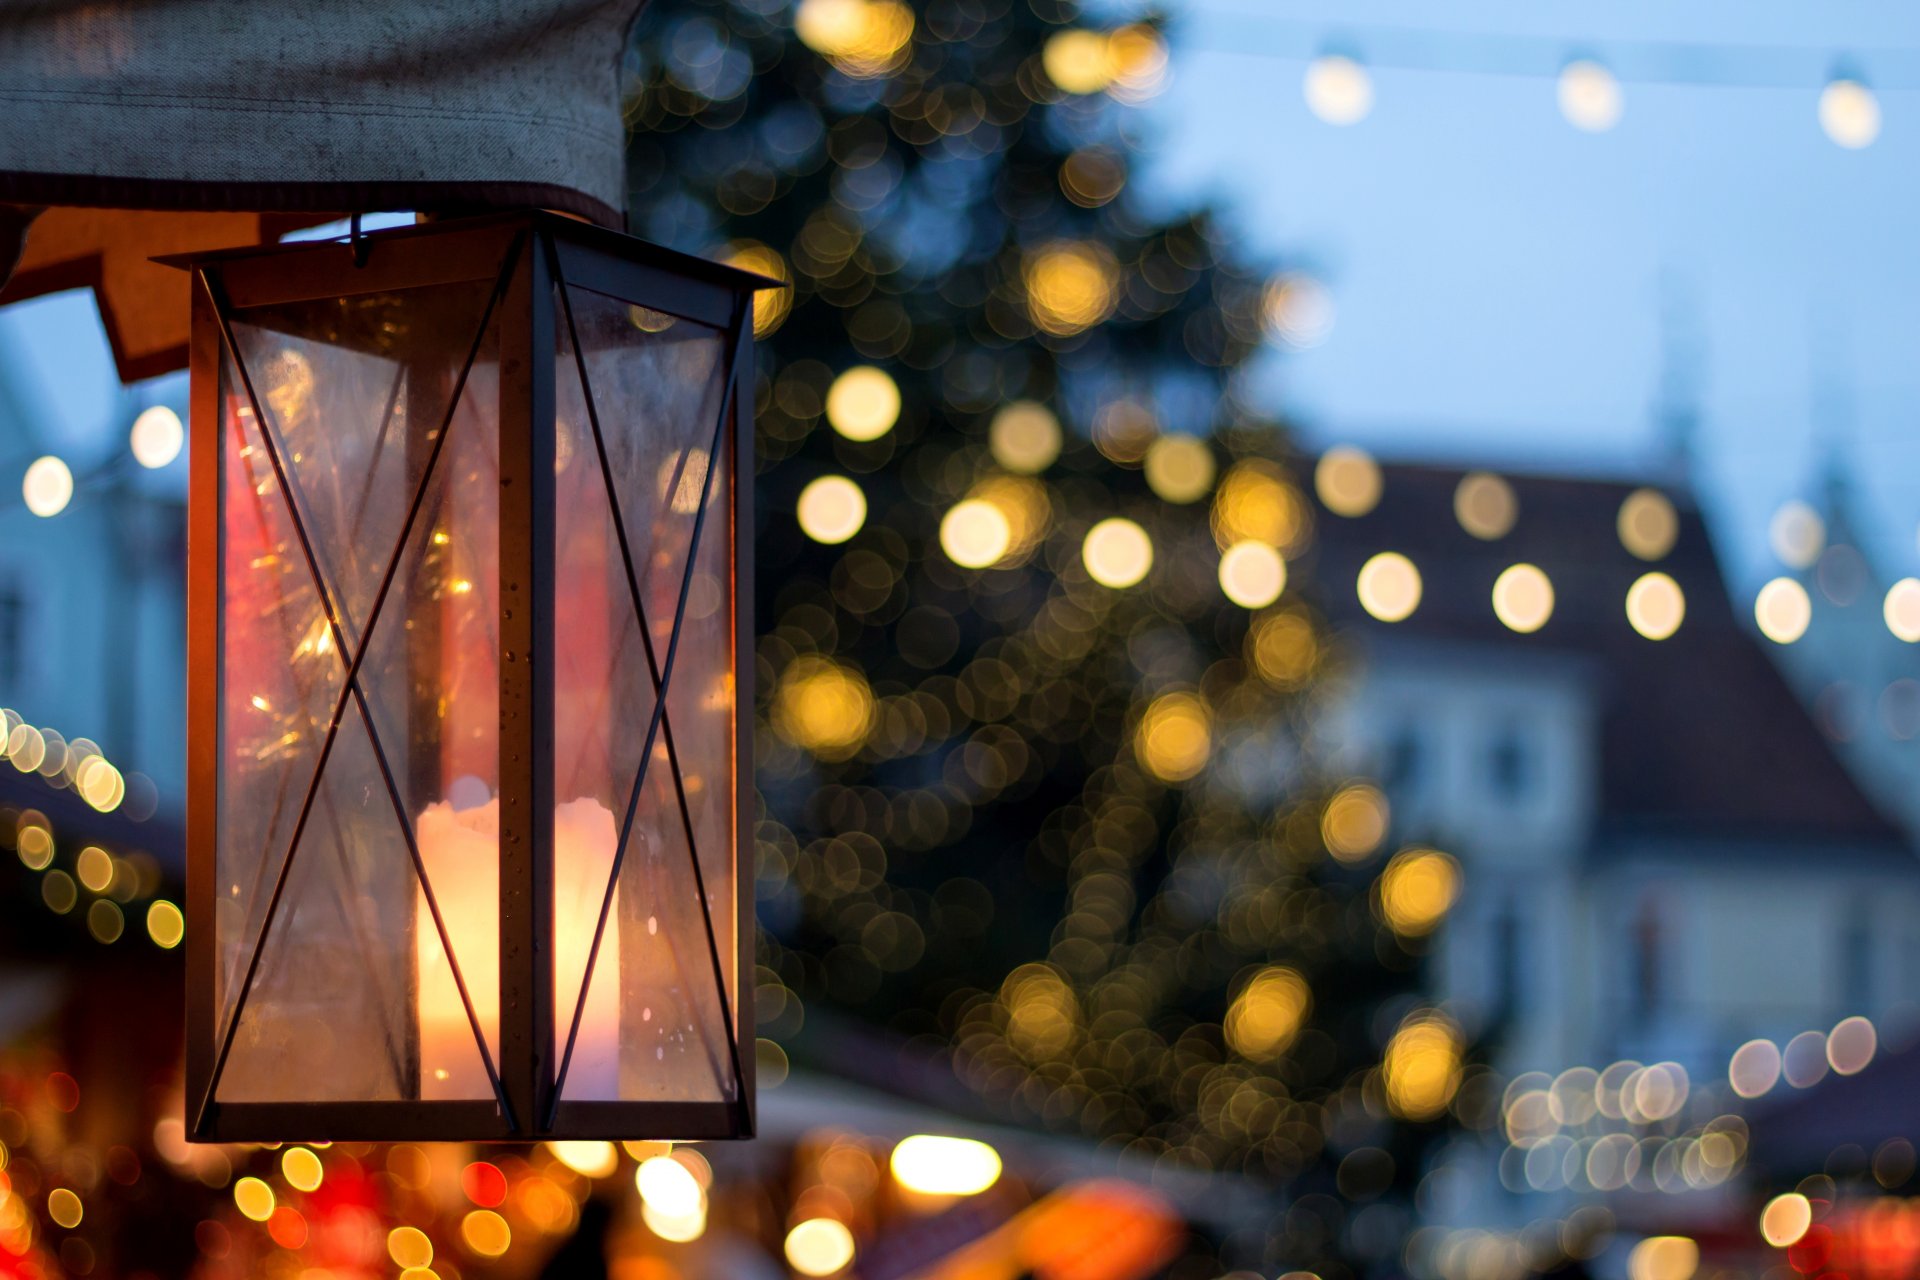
[1384,727,1422,796]
[1843,902,1874,1010]
[0,582,23,691]
[1487,724,1529,800]
[1632,898,1663,1021]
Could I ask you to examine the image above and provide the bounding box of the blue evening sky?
[1141,0,1920,584]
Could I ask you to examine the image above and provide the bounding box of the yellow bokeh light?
[1492,563,1554,634]
[796,475,867,545]
[1626,572,1685,640]
[1383,1012,1463,1121]
[786,1218,857,1277]
[1322,784,1389,863]
[1001,963,1079,1059]
[146,900,185,949]
[1756,577,1812,645]
[1225,966,1310,1061]
[1821,78,1880,149]
[1357,552,1421,623]
[1304,54,1373,125]
[644,1199,707,1243]
[1104,24,1169,102]
[1250,612,1320,689]
[722,240,793,339]
[1618,488,1679,560]
[234,1176,276,1222]
[1627,1236,1699,1280]
[636,1156,704,1219]
[283,1146,324,1193]
[1082,517,1153,588]
[825,366,900,442]
[388,1226,435,1269]
[547,1141,618,1179]
[1454,471,1517,540]
[1760,1193,1812,1248]
[47,1188,82,1229]
[989,401,1062,474]
[1379,848,1460,936]
[23,456,73,518]
[1042,29,1113,94]
[1214,458,1307,552]
[940,498,1013,569]
[1024,241,1119,336]
[130,405,185,469]
[1885,578,1920,642]
[1315,446,1381,517]
[76,756,125,812]
[1144,434,1216,504]
[969,475,1050,565]
[75,845,113,894]
[794,0,914,78]
[462,1209,511,1258]
[1218,541,1287,609]
[889,1136,1003,1197]
[774,657,874,761]
[1135,691,1210,783]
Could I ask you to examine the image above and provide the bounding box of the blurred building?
[1307,460,1920,1242]
[0,300,187,802]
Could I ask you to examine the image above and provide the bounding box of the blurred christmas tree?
[625,0,1468,1273]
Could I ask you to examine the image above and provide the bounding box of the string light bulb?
[1820,76,1880,149]
[1304,54,1373,126]
[1558,60,1623,132]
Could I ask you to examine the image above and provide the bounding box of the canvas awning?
[0,0,644,380]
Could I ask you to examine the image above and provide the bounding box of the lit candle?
[416,793,620,1100]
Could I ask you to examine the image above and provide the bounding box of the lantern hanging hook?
[350,212,371,267]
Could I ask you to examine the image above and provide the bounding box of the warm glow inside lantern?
[175,213,760,1141]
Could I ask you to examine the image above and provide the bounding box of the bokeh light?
[722,240,793,338]
[636,1155,703,1218]
[1783,1029,1830,1088]
[547,1141,618,1179]
[129,405,184,469]
[282,1146,324,1193]
[1216,459,1308,551]
[1042,28,1113,94]
[988,401,1062,474]
[1322,783,1389,863]
[1024,241,1120,336]
[1558,60,1623,131]
[1626,572,1686,640]
[1135,691,1211,782]
[1821,77,1880,148]
[774,656,874,761]
[1755,577,1812,645]
[146,899,185,949]
[1082,517,1153,588]
[1143,434,1216,503]
[941,499,1013,569]
[1454,471,1517,539]
[1218,541,1286,609]
[1492,563,1554,633]
[1828,1015,1877,1075]
[1315,446,1380,517]
[1769,500,1825,568]
[388,1226,434,1268]
[794,0,915,78]
[1225,966,1310,1061]
[796,475,867,545]
[825,366,901,441]
[1618,488,1679,560]
[1378,848,1460,936]
[1357,552,1421,623]
[23,456,73,518]
[889,1136,1002,1196]
[1304,54,1373,125]
[47,1188,82,1229]
[1383,1012,1463,1120]
[1728,1039,1782,1098]
[1761,1194,1813,1248]
[462,1209,511,1257]
[1884,578,1920,642]
[1628,1236,1699,1280]
[785,1218,857,1276]
[1264,273,1335,348]
[233,1176,275,1222]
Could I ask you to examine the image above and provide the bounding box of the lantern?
[174,212,761,1141]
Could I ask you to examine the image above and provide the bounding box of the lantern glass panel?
[549,283,739,1105]
[212,282,506,1103]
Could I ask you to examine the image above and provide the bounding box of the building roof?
[1306,461,1905,847]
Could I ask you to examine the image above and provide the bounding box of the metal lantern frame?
[174,212,761,1142]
